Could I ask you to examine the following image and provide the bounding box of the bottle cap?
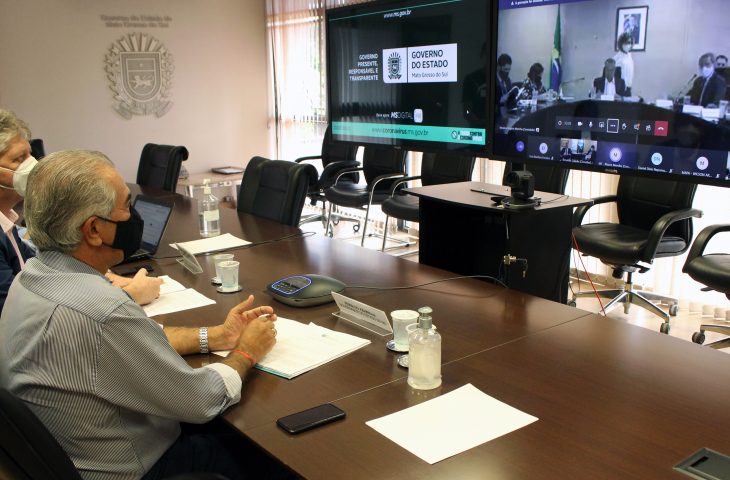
[417,306,433,330]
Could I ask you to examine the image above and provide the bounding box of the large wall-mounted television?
[326,0,491,154]
[490,0,730,187]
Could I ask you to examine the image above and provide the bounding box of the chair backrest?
[502,161,569,194]
[320,125,358,169]
[421,152,476,186]
[616,176,697,242]
[237,157,317,226]
[361,146,407,191]
[136,143,189,193]
[0,389,82,480]
[29,139,45,160]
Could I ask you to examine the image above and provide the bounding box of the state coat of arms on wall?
[105,33,174,119]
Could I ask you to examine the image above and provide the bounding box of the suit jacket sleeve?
[0,229,34,312]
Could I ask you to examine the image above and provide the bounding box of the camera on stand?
[502,170,538,209]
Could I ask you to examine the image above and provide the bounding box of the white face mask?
[701,65,714,78]
[0,156,38,197]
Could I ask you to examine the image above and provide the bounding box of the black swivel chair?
[29,139,45,159]
[571,176,702,333]
[324,146,407,246]
[0,389,225,480]
[502,161,569,194]
[683,224,730,347]
[136,143,189,193]
[237,156,317,227]
[380,152,476,251]
[294,126,359,227]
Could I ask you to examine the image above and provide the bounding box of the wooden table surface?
[132,185,730,479]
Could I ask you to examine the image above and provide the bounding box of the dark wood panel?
[247,314,730,479]
[406,181,590,211]
[137,185,590,432]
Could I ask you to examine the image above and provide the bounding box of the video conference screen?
[491,0,730,187]
[326,0,490,154]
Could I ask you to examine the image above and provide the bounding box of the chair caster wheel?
[691,331,706,344]
[659,322,670,334]
[668,304,679,316]
[567,299,577,307]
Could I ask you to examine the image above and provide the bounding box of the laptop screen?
[134,196,174,251]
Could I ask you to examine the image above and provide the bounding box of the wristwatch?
[199,327,209,354]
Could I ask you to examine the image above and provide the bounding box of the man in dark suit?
[593,58,628,99]
[495,53,518,110]
[0,110,36,312]
[690,52,728,107]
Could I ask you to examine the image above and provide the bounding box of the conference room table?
[133,185,730,479]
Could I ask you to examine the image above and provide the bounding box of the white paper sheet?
[143,288,215,317]
[366,383,538,464]
[214,318,371,379]
[170,233,250,255]
[157,275,186,295]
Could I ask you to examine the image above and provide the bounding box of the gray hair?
[25,150,116,253]
[0,109,31,154]
[699,52,715,66]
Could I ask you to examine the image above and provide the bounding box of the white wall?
[0,0,270,181]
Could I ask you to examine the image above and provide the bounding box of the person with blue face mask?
[0,109,37,312]
[689,52,728,108]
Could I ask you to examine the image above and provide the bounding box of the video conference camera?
[505,170,535,200]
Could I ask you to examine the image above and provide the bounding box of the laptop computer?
[118,195,174,264]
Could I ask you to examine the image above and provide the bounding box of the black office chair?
[380,152,476,251]
[29,139,45,159]
[324,146,407,246]
[136,143,189,193]
[502,161,569,194]
[571,176,701,333]
[294,126,359,227]
[683,224,730,347]
[0,389,228,480]
[237,156,317,227]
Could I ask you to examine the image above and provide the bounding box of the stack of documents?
[171,233,250,255]
[214,318,371,379]
[143,275,216,317]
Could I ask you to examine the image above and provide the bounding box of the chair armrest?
[332,167,364,185]
[370,172,407,192]
[295,154,323,164]
[573,194,618,226]
[389,175,423,196]
[642,208,703,262]
[683,223,730,272]
[320,160,360,178]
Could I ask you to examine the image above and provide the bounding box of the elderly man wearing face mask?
[0,109,163,311]
[689,52,728,108]
[0,110,37,311]
[0,150,279,480]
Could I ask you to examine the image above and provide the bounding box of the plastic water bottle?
[407,306,442,390]
[198,179,220,237]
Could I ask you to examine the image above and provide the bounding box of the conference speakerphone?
[267,274,346,307]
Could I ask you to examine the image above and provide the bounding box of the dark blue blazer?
[0,226,36,312]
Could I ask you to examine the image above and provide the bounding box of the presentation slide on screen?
[328,0,488,147]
